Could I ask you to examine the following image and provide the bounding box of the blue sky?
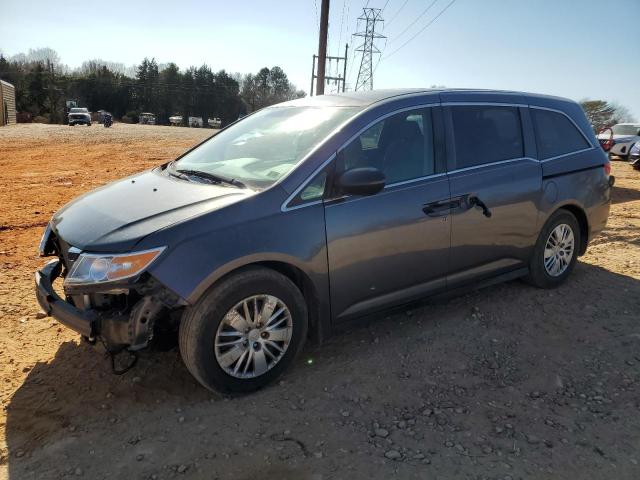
[1,0,638,118]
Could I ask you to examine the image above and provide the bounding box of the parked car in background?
[169,115,182,126]
[36,89,612,394]
[139,113,156,125]
[68,107,91,126]
[630,141,640,170]
[597,123,640,159]
[208,117,222,129]
[189,116,203,128]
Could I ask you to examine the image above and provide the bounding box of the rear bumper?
[35,259,96,338]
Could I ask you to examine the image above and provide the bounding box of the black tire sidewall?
[528,210,581,288]
[180,269,308,394]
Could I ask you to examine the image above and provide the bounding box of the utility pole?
[315,0,330,95]
[354,8,385,91]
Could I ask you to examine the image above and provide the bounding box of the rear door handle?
[467,195,492,218]
[422,199,460,217]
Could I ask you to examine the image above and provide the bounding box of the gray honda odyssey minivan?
[36,89,612,393]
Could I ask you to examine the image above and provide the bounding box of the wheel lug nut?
[253,342,260,350]
[261,331,269,339]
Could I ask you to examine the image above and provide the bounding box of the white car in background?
[597,123,640,160]
[67,107,91,126]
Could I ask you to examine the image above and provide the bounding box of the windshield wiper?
[174,167,247,189]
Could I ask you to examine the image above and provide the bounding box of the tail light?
[604,162,611,176]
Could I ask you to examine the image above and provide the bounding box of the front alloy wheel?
[215,295,293,378]
[179,267,308,393]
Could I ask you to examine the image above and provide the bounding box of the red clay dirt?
[0,123,639,479]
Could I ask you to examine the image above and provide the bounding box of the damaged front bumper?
[36,259,96,338]
[35,259,183,351]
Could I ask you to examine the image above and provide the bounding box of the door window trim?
[537,147,595,163]
[447,156,539,175]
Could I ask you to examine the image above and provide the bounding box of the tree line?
[0,48,305,127]
[579,99,635,133]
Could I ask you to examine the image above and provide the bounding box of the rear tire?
[179,267,308,394]
[524,210,581,289]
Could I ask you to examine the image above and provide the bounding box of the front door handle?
[422,199,460,217]
[467,195,492,218]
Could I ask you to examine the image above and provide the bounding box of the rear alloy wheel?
[179,267,308,393]
[524,210,581,288]
[543,224,575,277]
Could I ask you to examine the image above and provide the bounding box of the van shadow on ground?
[4,262,640,479]
[612,183,640,204]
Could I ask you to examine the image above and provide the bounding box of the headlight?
[64,247,166,286]
[631,142,640,155]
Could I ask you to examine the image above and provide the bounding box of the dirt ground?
[0,123,639,480]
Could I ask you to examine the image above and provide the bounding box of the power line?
[385,0,409,28]
[388,0,438,43]
[313,0,320,34]
[384,0,458,59]
[336,0,347,56]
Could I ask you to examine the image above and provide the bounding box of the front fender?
[145,201,329,307]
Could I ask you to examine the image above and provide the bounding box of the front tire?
[524,210,581,289]
[179,267,308,394]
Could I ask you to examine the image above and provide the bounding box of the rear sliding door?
[444,103,542,286]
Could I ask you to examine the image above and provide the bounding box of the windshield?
[612,124,640,136]
[70,108,88,113]
[174,106,361,189]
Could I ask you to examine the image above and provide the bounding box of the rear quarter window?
[531,108,590,159]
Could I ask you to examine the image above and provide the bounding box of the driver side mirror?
[336,167,386,196]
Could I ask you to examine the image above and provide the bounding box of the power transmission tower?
[353,8,385,91]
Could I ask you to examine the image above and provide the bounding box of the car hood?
[51,169,253,251]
